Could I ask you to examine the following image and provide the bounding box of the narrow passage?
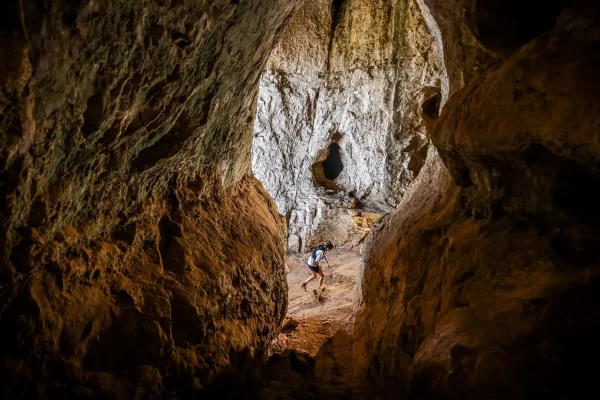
[258,249,385,399]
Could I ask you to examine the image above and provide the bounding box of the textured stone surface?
[251,0,443,251]
[3,0,600,398]
[0,0,300,397]
[354,1,600,398]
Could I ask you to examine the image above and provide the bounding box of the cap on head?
[325,240,334,249]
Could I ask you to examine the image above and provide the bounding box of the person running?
[301,240,334,291]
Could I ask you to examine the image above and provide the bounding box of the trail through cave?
[282,249,356,355]
[259,249,383,399]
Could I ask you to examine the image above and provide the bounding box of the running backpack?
[311,245,326,260]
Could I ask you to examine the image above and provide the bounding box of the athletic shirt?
[308,249,325,267]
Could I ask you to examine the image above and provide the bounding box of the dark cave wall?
[354,0,600,398]
[0,0,301,397]
[3,0,599,398]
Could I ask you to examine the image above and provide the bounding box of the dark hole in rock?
[227,347,254,384]
[450,344,477,368]
[198,98,212,125]
[312,143,344,190]
[455,270,475,285]
[240,299,252,317]
[166,66,181,83]
[476,0,568,54]
[422,90,441,119]
[81,92,104,137]
[158,216,185,275]
[1,0,23,34]
[28,197,47,226]
[322,143,343,180]
[44,358,71,382]
[9,240,34,272]
[524,143,600,229]
[331,0,346,34]
[554,164,600,228]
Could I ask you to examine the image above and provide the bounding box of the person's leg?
[301,271,318,290]
[303,272,317,285]
[318,269,325,287]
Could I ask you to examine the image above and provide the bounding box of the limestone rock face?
[0,0,300,397]
[354,1,600,398]
[251,0,443,251]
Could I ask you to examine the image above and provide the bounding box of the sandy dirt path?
[281,249,359,355]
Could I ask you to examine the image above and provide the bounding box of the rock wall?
[354,0,600,398]
[0,0,301,397]
[3,0,598,398]
[251,0,444,251]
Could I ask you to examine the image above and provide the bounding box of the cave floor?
[257,249,380,399]
[258,249,387,399]
[283,248,357,355]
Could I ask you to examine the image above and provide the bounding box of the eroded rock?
[0,0,300,397]
[354,1,600,398]
[2,0,599,398]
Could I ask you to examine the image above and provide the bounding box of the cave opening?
[321,142,344,180]
[422,90,442,119]
[5,0,599,398]
[250,0,446,393]
[309,142,346,192]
